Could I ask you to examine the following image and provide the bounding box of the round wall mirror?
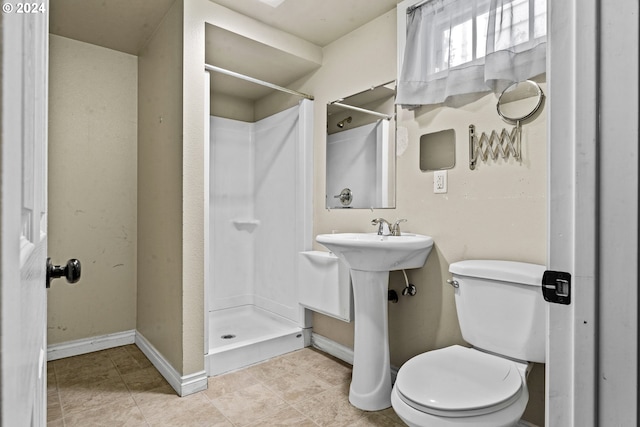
[496,80,544,124]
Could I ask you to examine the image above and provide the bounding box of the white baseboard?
[135,331,207,397]
[47,330,135,361]
[310,333,399,381]
[47,330,207,397]
[311,332,354,365]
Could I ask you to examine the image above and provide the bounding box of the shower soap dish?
[232,219,260,233]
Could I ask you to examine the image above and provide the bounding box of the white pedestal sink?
[315,233,434,410]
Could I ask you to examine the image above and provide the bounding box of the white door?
[1,3,50,426]
[547,0,638,426]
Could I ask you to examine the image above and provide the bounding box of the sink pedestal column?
[349,269,392,411]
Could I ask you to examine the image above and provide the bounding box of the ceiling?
[50,0,400,55]
[50,0,400,102]
[49,0,177,56]
[209,0,400,47]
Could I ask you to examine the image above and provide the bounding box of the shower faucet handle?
[391,219,407,236]
[334,188,353,206]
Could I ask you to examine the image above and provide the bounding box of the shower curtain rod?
[205,64,314,100]
[407,0,430,13]
[329,101,393,120]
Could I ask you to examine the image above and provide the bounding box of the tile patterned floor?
[47,345,405,426]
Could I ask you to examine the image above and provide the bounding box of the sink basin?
[316,233,433,271]
[315,232,434,411]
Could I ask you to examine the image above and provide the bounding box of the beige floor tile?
[146,405,232,427]
[279,348,353,387]
[108,346,152,375]
[132,384,189,415]
[125,345,155,367]
[145,396,232,427]
[346,412,405,427]
[244,406,318,427]
[204,369,258,400]
[305,355,353,387]
[121,365,170,393]
[63,396,147,427]
[137,390,231,427]
[294,382,366,427]
[47,388,63,423]
[125,345,154,366]
[379,407,404,424]
[48,345,381,427]
[53,350,113,374]
[209,382,290,426]
[55,361,121,386]
[47,362,57,391]
[58,374,131,416]
[244,355,294,382]
[260,368,333,404]
[280,347,330,367]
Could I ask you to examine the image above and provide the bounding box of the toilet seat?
[395,345,525,417]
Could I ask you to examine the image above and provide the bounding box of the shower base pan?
[206,305,308,376]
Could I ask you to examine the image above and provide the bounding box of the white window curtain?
[397,0,546,107]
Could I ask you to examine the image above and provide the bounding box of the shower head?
[337,116,352,128]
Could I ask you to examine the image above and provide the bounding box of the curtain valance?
[397,0,546,107]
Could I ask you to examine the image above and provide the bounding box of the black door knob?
[46,258,81,288]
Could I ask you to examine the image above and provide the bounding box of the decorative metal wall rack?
[468,124,521,170]
[469,80,544,170]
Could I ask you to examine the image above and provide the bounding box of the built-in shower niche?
[206,101,313,376]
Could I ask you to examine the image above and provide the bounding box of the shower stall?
[204,90,313,376]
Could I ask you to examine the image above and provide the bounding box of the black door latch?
[542,270,571,305]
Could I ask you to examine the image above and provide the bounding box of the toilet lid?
[395,345,524,417]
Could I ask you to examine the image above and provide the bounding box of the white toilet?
[391,260,546,427]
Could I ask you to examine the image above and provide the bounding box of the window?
[397,0,546,107]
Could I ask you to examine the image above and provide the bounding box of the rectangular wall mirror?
[326,81,396,209]
[419,129,456,171]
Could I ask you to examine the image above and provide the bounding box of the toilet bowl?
[391,260,546,427]
[391,346,530,427]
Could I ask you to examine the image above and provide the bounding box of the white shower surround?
[326,120,390,208]
[206,101,313,375]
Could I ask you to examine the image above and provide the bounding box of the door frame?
[547,0,638,426]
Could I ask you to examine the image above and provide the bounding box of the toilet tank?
[449,260,547,363]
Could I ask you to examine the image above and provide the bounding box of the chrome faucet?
[372,218,408,236]
[391,219,407,236]
[371,218,392,236]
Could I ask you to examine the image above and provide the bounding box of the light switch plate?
[434,170,447,193]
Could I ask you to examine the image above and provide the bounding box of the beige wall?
[47,35,138,344]
[301,5,547,358]
[137,0,187,372]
